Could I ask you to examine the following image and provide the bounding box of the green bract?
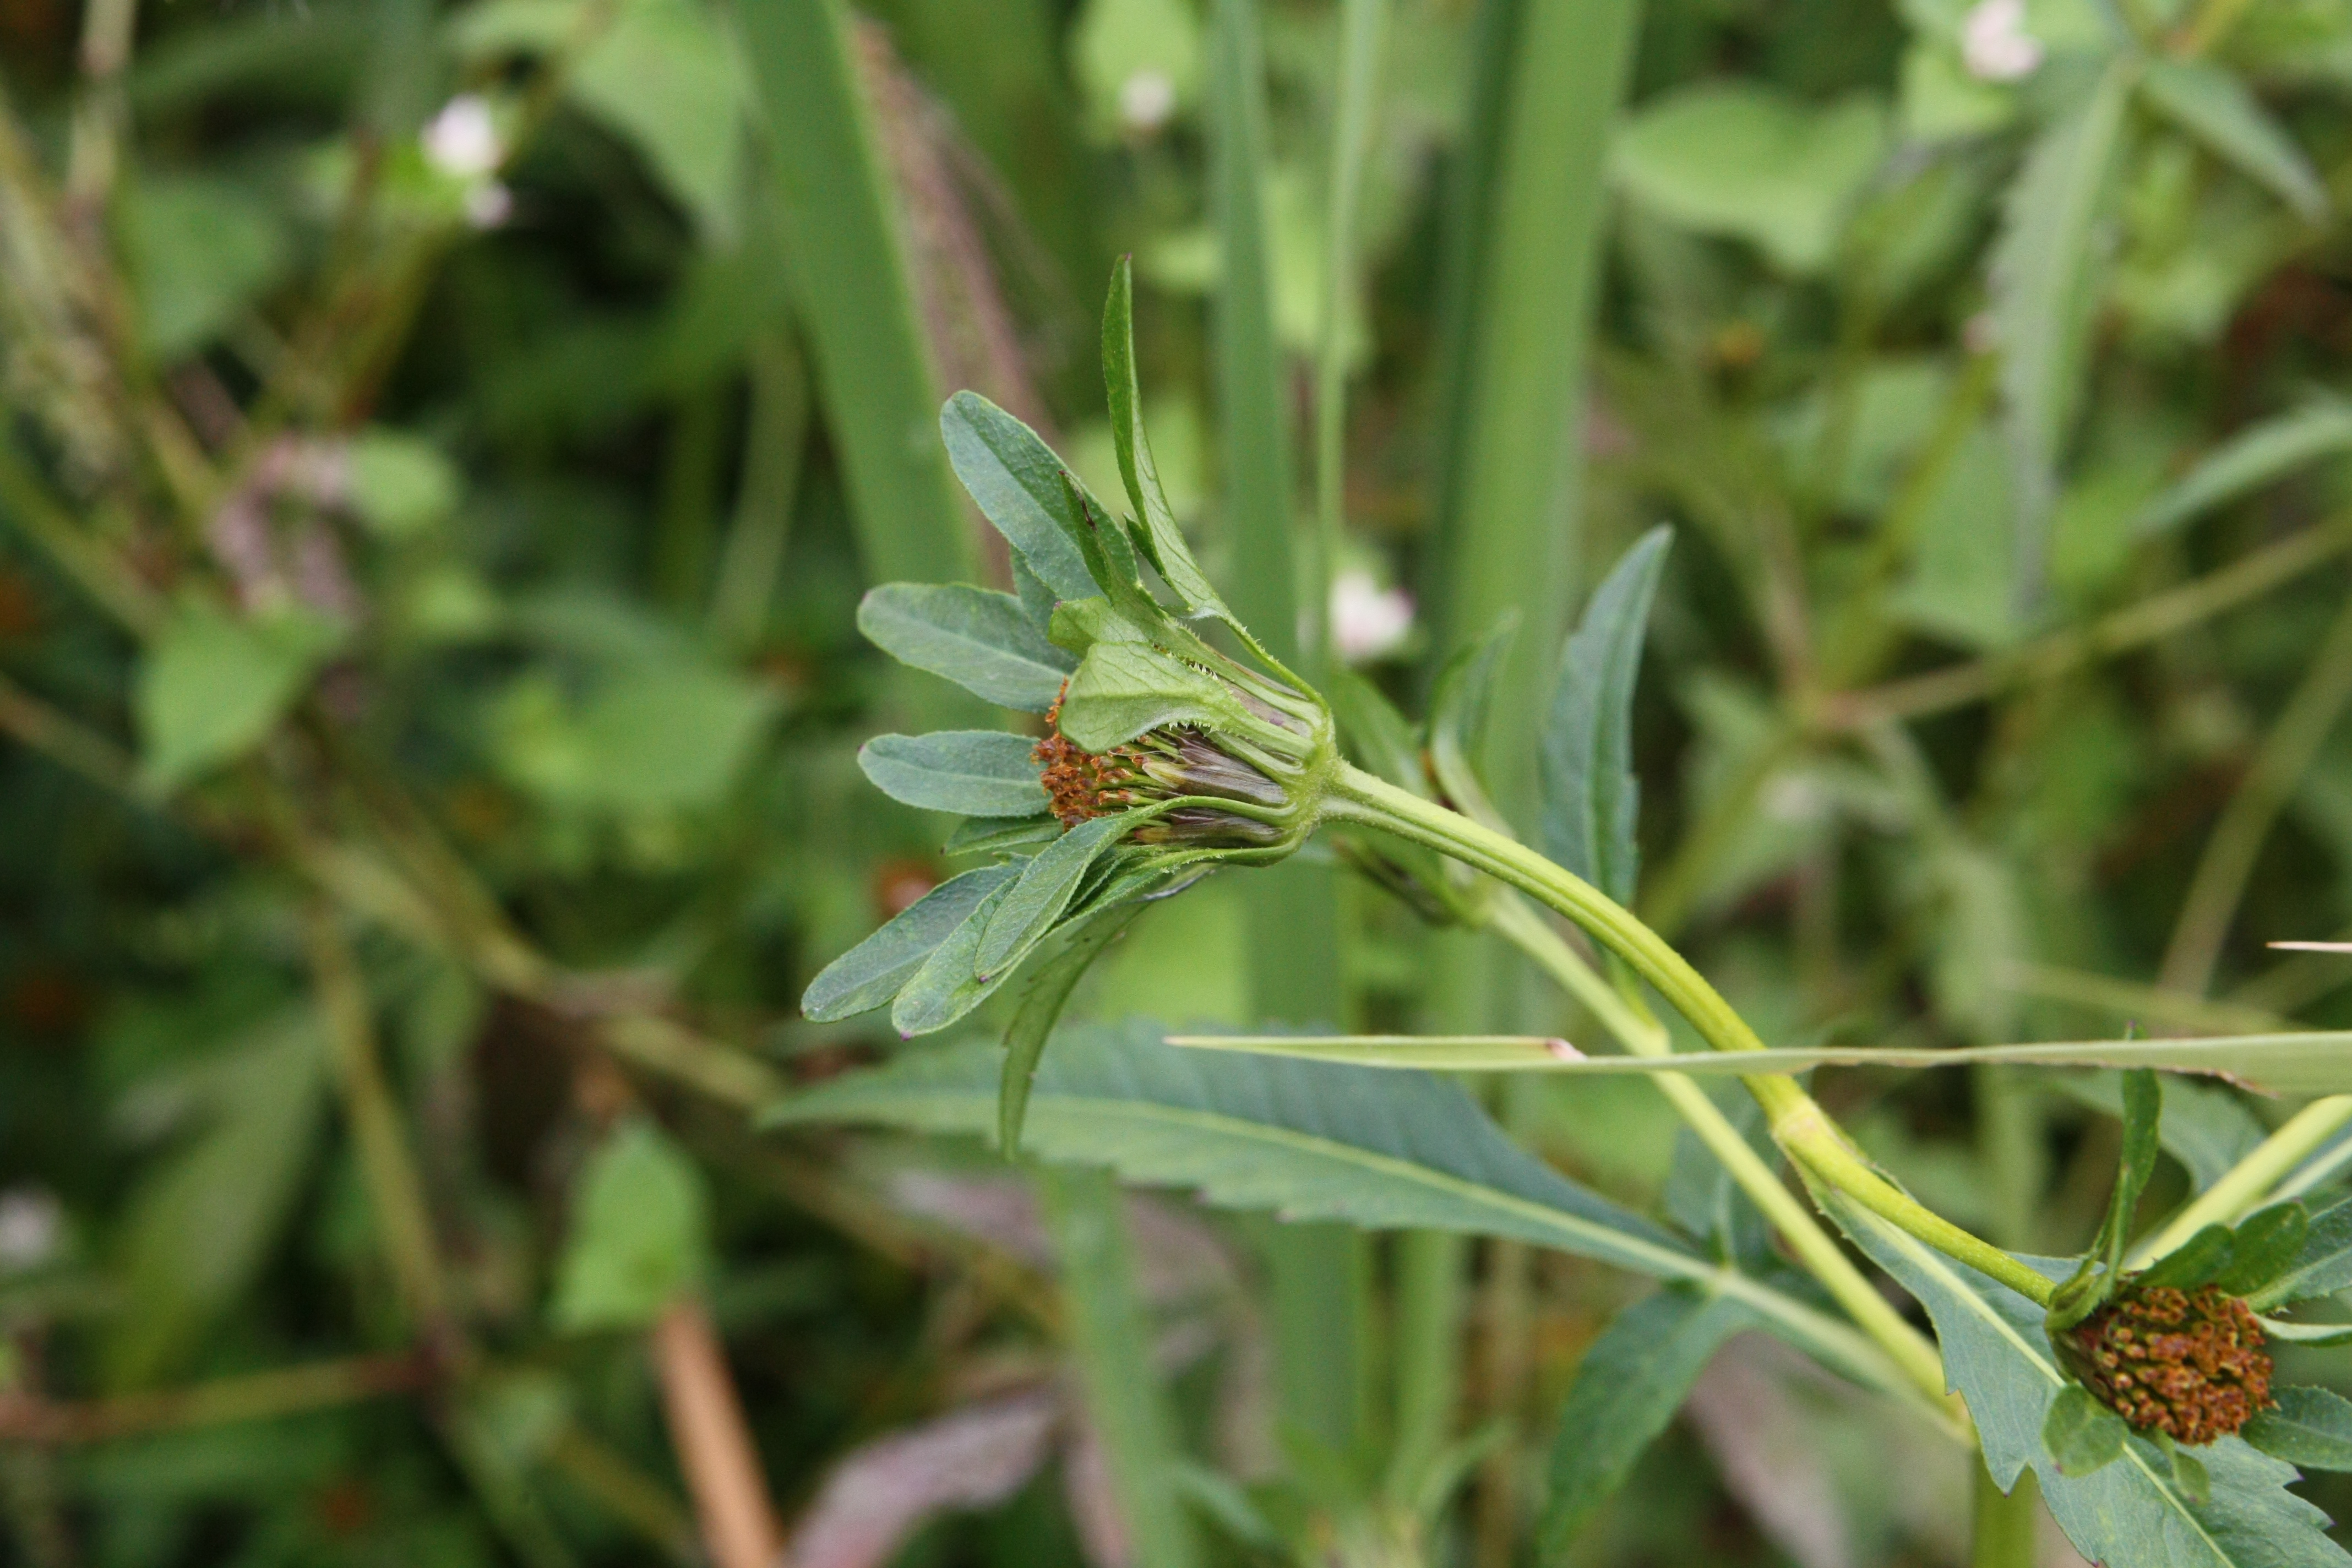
[802,259,1337,1145]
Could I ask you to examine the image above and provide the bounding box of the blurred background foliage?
[3,0,2352,1561]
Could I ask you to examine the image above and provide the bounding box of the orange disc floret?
[2061,1283,2274,1445]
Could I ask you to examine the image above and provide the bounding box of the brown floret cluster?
[2061,1282,2274,1445]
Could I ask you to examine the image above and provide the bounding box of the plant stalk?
[1325,763,2057,1306]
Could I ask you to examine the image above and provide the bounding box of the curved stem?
[1324,762,2056,1306]
[1487,895,1954,1407]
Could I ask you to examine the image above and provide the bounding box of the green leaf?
[998,904,1147,1154]
[2055,1072,2269,1193]
[2213,1204,2310,1297]
[121,175,289,360]
[1160,1028,2352,1096]
[858,583,1077,714]
[1103,257,1228,621]
[2169,1440,2214,1509]
[549,1120,710,1331]
[1426,613,1518,825]
[975,814,1134,980]
[2250,1194,2352,1309]
[890,876,1023,1038]
[768,1020,1924,1397]
[568,0,745,239]
[2044,1385,2131,1478]
[1327,668,1423,794]
[2246,1387,2352,1472]
[800,864,1020,1022]
[2055,1067,2161,1329]
[859,732,1047,818]
[1661,1084,1774,1268]
[942,815,1063,859]
[1536,1287,1757,1556]
[1992,59,2132,601]
[1612,84,1887,273]
[138,602,342,794]
[1540,526,1670,905]
[1057,641,1252,752]
[2138,59,2326,224]
[347,429,461,538]
[569,662,777,809]
[939,391,1104,603]
[1824,1193,2352,1568]
[2139,1223,2237,1292]
[2132,401,2352,540]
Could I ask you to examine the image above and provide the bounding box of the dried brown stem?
[651,1300,784,1568]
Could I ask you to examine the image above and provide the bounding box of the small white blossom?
[1330,569,1414,664]
[1118,69,1177,134]
[422,95,504,181]
[0,1188,62,1272]
[1961,0,2043,83]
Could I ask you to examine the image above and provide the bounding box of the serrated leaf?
[1541,527,1672,905]
[859,732,1048,818]
[801,864,1021,1022]
[974,815,1134,980]
[998,904,1147,1154]
[857,584,1076,714]
[1102,257,1227,620]
[939,391,1103,603]
[2251,1194,2352,1309]
[2133,401,2352,540]
[1992,59,2132,602]
[1058,641,1251,753]
[767,1020,1915,1397]
[1537,1287,1756,1555]
[2139,59,2326,224]
[890,878,1023,1036]
[2045,1385,2131,1477]
[1825,1192,2352,1568]
[2245,1387,2352,1472]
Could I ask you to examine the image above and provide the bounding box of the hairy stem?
[1325,762,2056,1305]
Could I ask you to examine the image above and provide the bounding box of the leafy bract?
[1826,1193,2352,1568]
[974,813,1134,979]
[2138,60,2326,224]
[2055,1071,2269,1193]
[2245,1387,2352,1472]
[1103,257,1226,618]
[2044,1385,2130,1477]
[1541,526,1671,905]
[890,876,1022,1036]
[767,1020,1921,1399]
[857,583,1076,714]
[939,391,1102,603]
[1425,613,1518,827]
[1163,1028,2352,1096]
[2251,1194,2352,1309]
[2051,1068,2160,1330]
[800,864,1020,1023]
[1537,1287,1757,1556]
[858,732,1048,818]
[2132,401,2352,540]
[997,905,1148,1153]
[1058,641,1254,753]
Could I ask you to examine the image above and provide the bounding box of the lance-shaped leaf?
[940,391,1102,603]
[1537,1287,1757,1555]
[1057,642,1258,753]
[2139,59,2327,224]
[998,903,1148,1154]
[1823,1192,2352,1568]
[1102,257,1227,620]
[1542,526,1671,904]
[2246,1388,2352,1472]
[1426,613,1519,826]
[975,814,1135,980]
[802,864,1021,1022]
[858,584,1076,714]
[890,876,1023,1037]
[2051,1068,2161,1330]
[859,732,1048,818]
[1161,1028,2352,1096]
[2250,1194,2352,1310]
[767,1021,1920,1401]
[943,815,1063,859]
[2133,401,2352,540]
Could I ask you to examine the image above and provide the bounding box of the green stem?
[1324,762,2056,1306]
[2131,1095,2352,1266]
[1485,896,1953,1407]
[1972,1461,2040,1568]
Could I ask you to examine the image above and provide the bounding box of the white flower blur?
[1330,568,1413,665]
[422,95,504,181]
[1118,69,1177,133]
[1961,0,2043,83]
[0,1187,62,1272]
[464,181,515,231]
